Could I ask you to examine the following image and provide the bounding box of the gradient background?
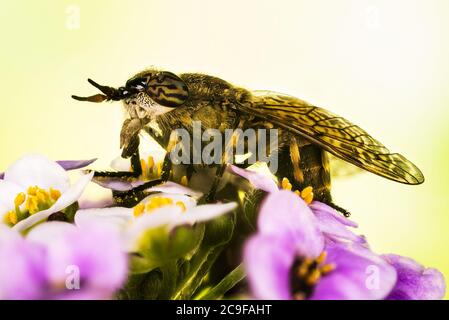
[1,0,448,298]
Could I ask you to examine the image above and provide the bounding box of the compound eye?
[147,72,189,108]
[125,77,148,91]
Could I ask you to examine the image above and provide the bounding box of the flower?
[75,182,236,272]
[75,183,236,248]
[244,190,397,300]
[91,146,183,192]
[91,147,212,194]
[0,154,94,232]
[0,159,96,180]
[229,164,365,245]
[0,222,127,299]
[383,254,445,300]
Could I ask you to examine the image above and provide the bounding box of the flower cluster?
[0,153,445,300]
[231,165,445,300]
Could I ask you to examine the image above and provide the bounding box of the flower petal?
[77,183,114,209]
[126,208,182,251]
[0,225,47,299]
[57,159,97,171]
[39,223,128,297]
[258,190,324,258]
[4,154,70,192]
[311,243,397,300]
[0,180,24,214]
[12,172,94,232]
[145,181,203,199]
[383,254,446,300]
[228,165,278,193]
[310,201,365,244]
[175,202,237,226]
[310,201,358,228]
[91,176,139,191]
[75,207,133,234]
[244,235,295,300]
[0,159,96,180]
[26,221,77,246]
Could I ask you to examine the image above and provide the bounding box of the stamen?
[147,156,155,173]
[6,187,62,225]
[297,262,310,278]
[140,159,148,180]
[176,201,186,212]
[180,176,188,187]
[50,188,61,201]
[281,177,292,190]
[14,192,26,207]
[27,186,38,196]
[293,292,306,300]
[280,180,314,205]
[290,250,335,299]
[36,189,50,203]
[26,196,39,215]
[133,203,145,217]
[306,269,321,286]
[320,263,336,275]
[301,186,313,199]
[300,186,314,205]
[6,211,18,225]
[145,196,174,213]
[316,251,327,265]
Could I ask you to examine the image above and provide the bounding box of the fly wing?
[237,91,424,184]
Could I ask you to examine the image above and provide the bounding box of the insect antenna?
[71,79,131,102]
[71,93,109,102]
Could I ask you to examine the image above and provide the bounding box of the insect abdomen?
[277,135,332,203]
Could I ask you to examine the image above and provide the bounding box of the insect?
[72,69,424,214]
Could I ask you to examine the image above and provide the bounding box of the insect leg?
[326,202,351,217]
[112,132,178,207]
[92,134,142,179]
[203,116,244,203]
[289,136,305,184]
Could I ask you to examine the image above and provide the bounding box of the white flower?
[75,182,236,252]
[0,154,93,232]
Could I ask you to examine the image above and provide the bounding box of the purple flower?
[0,222,127,299]
[229,164,365,245]
[383,254,445,300]
[244,190,397,300]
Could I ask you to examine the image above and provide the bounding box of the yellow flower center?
[290,251,336,300]
[132,156,163,181]
[133,196,187,217]
[3,186,61,226]
[280,177,314,205]
[133,156,189,187]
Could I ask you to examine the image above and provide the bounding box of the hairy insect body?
[72,68,424,211]
[141,73,333,202]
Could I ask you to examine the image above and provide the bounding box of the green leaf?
[131,224,205,273]
[195,264,246,300]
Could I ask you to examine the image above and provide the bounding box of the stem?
[196,264,246,300]
[171,247,211,300]
[158,261,178,299]
[171,246,223,300]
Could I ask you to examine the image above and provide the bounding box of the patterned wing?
[239,91,424,184]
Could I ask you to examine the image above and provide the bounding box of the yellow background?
[1,0,448,297]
